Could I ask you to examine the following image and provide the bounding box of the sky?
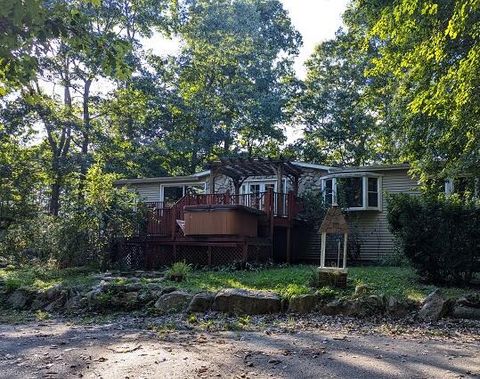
[282,0,350,140]
[281,0,350,78]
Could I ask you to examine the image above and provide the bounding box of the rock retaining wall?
[1,275,479,321]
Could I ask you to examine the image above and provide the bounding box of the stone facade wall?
[206,168,327,195]
[297,168,327,195]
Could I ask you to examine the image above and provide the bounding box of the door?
[240,181,277,210]
[163,186,184,207]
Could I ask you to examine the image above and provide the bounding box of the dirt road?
[0,316,478,378]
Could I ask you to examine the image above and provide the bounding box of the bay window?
[321,174,382,211]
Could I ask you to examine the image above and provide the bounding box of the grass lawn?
[169,265,474,301]
[0,265,475,302]
[0,266,99,292]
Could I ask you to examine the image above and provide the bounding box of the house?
[115,158,419,267]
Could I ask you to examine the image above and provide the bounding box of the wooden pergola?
[205,157,303,195]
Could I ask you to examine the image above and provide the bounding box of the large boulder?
[288,294,319,314]
[39,284,68,311]
[45,284,64,301]
[418,290,448,322]
[64,294,83,312]
[451,305,480,320]
[44,294,67,312]
[386,296,414,318]
[7,289,30,309]
[456,294,480,308]
[30,293,49,310]
[451,295,480,320]
[187,292,215,313]
[110,291,139,310]
[154,291,192,314]
[349,295,385,317]
[212,289,281,315]
[320,298,352,315]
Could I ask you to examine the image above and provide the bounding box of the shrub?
[0,164,144,268]
[299,190,328,222]
[166,261,192,282]
[387,193,480,285]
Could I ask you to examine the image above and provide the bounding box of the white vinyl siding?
[301,169,419,263]
[347,170,419,261]
[133,184,161,203]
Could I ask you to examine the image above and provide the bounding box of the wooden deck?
[144,190,301,238]
[115,191,302,268]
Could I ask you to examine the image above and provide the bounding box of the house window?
[249,183,261,194]
[337,177,363,208]
[163,186,184,206]
[162,183,207,206]
[322,174,382,211]
[445,177,480,198]
[367,178,379,207]
[324,179,334,207]
[241,180,284,194]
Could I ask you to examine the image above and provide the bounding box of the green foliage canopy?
[351,0,480,181]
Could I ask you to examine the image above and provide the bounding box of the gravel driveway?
[0,316,478,379]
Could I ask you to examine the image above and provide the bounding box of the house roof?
[319,206,349,234]
[329,163,410,174]
[115,162,409,185]
[293,162,335,171]
[115,170,209,185]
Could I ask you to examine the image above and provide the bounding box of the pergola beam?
[205,157,304,195]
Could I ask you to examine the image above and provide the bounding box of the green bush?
[387,193,480,285]
[166,261,192,282]
[0,164,144,268]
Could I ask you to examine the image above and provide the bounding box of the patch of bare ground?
[0,314,478,378]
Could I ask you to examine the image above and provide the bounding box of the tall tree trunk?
[47,60,73,216]
[49,182,61,216]
[78,78,92,200]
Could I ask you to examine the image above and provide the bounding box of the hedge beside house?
[387,194,480,285]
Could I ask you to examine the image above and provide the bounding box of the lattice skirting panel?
[145,244,175,269]
[116,242,146,270]
[247,244,272,263]
[115,239,272,269]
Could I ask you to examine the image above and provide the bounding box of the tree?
[0,0,62,95]
[348,0,480,181]
[0,124,43,230]
[294,31,378,166]
[156,0,301,173]
[35,0,164,198]
[1,91,80,215]
[0,0,171,214]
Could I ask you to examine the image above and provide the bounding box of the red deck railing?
[145,190,302,237]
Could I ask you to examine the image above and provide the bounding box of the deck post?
[343,233,348,269]
[275,164,283,216]
[293,176,299,195]
[208,168,217,194]
[320,232,326,268]
[233,179,241,204]
[171,208,176,239]
[286,227,291,264]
